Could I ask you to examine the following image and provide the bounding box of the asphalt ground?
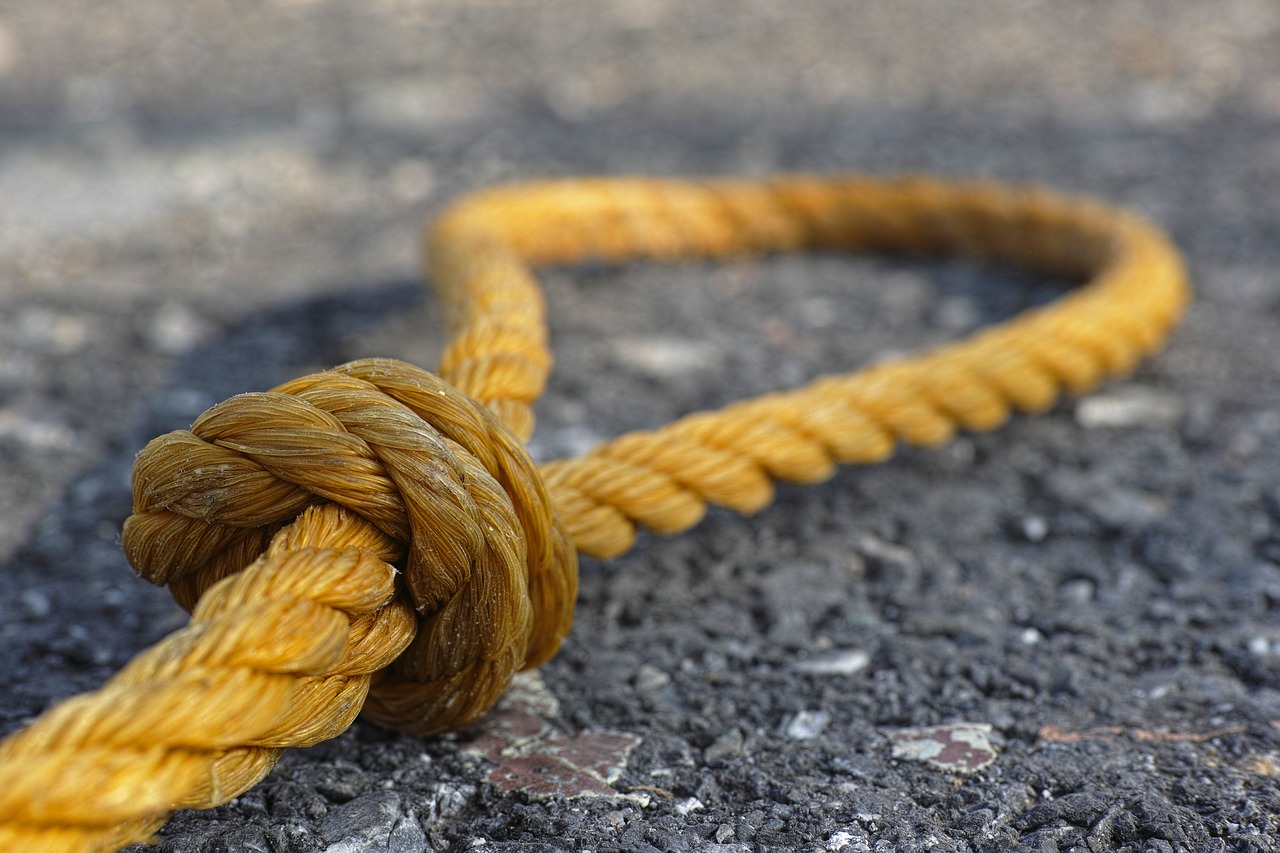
[1,2,1279,851]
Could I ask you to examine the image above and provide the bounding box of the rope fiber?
[0,175,1188,851]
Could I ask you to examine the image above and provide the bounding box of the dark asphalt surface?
[1,3,1279,851]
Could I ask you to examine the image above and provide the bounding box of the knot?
[122,357,578,734]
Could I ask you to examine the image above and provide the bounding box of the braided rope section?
[0,175,1187,851]
[0,505,416,852]
[429,176,1187,556]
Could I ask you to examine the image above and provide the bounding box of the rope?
[0,175,1188,851]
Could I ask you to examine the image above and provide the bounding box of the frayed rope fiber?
[0,175,1188,851]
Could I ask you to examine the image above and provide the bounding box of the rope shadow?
[0,278,424,734]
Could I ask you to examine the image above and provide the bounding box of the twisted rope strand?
[0,505,414,853]
[0,175,1188,851]
[431,176,1186,556]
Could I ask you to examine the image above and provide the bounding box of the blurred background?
[2,0,1275,298]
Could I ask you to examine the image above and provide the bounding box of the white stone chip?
[1075,387,1184,429]
[794,648,871,676]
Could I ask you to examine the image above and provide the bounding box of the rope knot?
[122,357,578,734]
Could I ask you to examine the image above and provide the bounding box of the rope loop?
[122,357,578,735]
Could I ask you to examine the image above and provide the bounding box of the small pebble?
[855,534,917,568]
[147,302,213,355]
[784,710,831,740]
[1019,627,1044,646]
[611,336,722,378]
[1058,577,1096,604]
[1248,636,1280,658]
[319,792,426,852]
[826,830,868,852]
[704,727,745,761]
[1076,387,1183,429]
[794,648,870,677]
[1018,515,1049,542]
[674,797,704,816]
[632,663,671,692]
[21,589,52,618]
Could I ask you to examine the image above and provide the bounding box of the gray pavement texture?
[1,2,1279,851]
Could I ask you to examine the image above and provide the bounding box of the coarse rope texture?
[0,175,1188,852]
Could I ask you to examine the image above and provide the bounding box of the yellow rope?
[0,175,1188,851]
